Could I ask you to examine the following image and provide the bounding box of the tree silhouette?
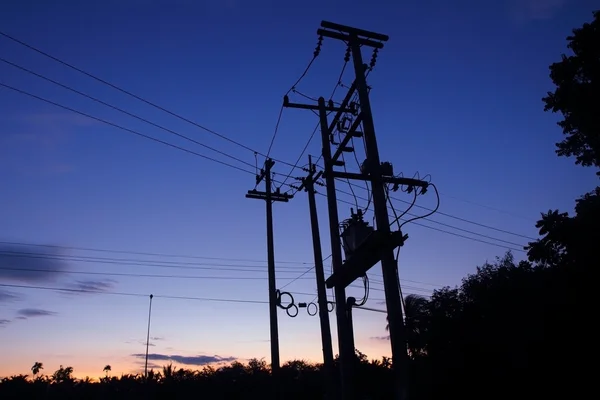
[30,362,43,377]
[542,10,600,171]
[103,365,111,377]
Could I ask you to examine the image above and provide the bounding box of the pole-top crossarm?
[246,189,292,202]
[320,21,390,42]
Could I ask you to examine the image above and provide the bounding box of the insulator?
[370,48,379,69]
[344,45,351,62]
[314,35,323,57]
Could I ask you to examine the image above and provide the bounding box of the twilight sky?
[0,0,597,379]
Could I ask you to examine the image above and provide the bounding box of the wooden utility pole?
[285,21,431,400]
[285,77,358,400]
[318,21,409,400]
[297,155,335,398]
[285,20,433,400]
[317,97,356,400]
[246,159,291,398]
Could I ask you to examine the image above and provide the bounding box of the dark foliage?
[543,10,599,171]
[0,356,394,400]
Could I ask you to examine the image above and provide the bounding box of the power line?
[0,245,446,289]
[0,82,256,175]
[339,180,536,240]
[0,30,299,170]
[278,255,332,290]
[0,266,316,281]
[0,57,256,169]
[326,191,527,253]
[0,241,311,265]
[277,56,350,190]
[269,175,530,252]
[330,186,529,249]
[1,30,534,229]
[0,251,318,274]
[0,283,268,304]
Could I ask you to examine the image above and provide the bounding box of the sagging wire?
[264,34,323,166]
[388,186,418,227]
[400,183,440,230]
[355,274,369,306]
[276,44,349,192]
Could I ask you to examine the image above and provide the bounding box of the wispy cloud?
[370,336,390,341]
[0,319,11,326]
[0,244,68,283]
[0,289,20,303]
[64,279,117,294]
[126,336,166,347]
[131,353,236,366]
[17,308,57,318]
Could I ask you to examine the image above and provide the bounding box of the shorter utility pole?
[144,294,153,380]
[296,155,335,399]
[246,159,291,399]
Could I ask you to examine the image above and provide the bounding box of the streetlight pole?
[144,294,154,379]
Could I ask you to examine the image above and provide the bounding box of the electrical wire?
[341,180,536,240]
[329,184,529,249]
[0,241,311,265]
[0,283,268,304]
[278,254,332,290]
[0,57,256,170]
[0,251,316,274]
[0,242,448,288]
[0,83,257,175]
[0,30,301,171]
[1,29,531,223]
[388,188,418,227]
[0,266,315,281]
[277,55,350,191]
[355,275,369,306]
[265,35,323,161]
[400,183,441,230]
[315,188,527,253]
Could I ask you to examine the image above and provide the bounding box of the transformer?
[340,208,374,260]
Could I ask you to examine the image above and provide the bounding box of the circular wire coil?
[327,301,335,312]
[286,303,299,318]
[307,302,318,316]
[275,290,295,310]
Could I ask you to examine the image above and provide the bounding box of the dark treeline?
[1,9,598,400]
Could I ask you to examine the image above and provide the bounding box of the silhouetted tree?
[30,362,43,378]
[542,10,599,171]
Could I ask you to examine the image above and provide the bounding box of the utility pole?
[296,155,335,399]
[144,294,153,380]
[246,159,291,398]
[286,21,431,400]
[317,97,356,400]
[317,21,410,400]
[284,70,358,400]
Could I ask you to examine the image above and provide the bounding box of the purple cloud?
[17,308,57,318]
[131,353,236,366]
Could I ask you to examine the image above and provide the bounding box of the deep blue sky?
[0,0,597,377]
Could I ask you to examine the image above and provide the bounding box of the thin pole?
[305,155,335,397]
[144,294,153,379]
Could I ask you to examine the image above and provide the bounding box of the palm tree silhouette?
[103,365,111,377]
[31,362,43,377]
[385,294,430,356]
